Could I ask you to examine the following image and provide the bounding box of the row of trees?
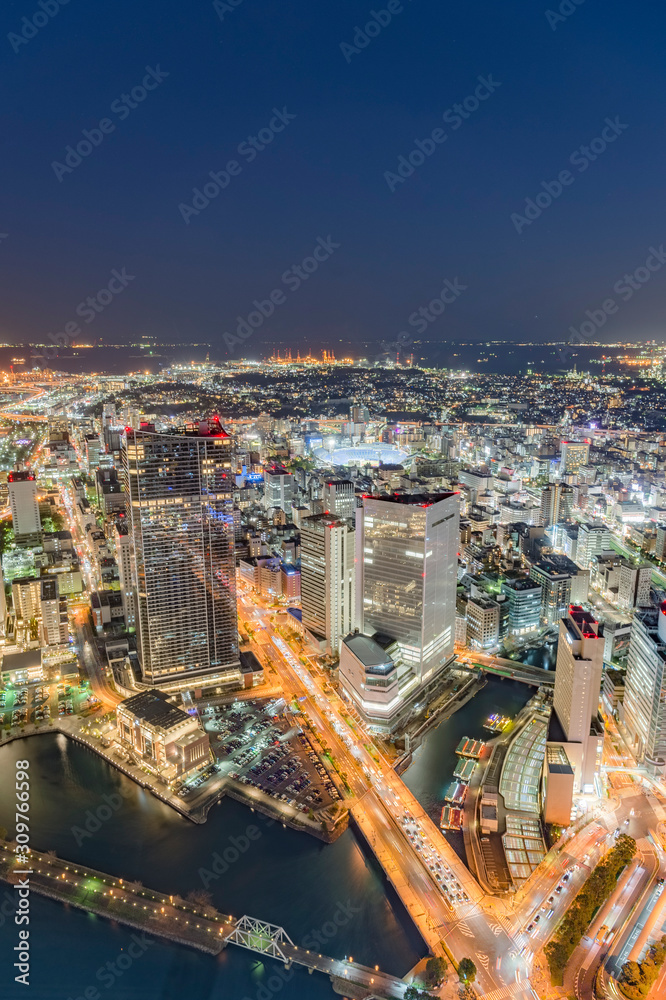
[545,833,636,983]
[619,936,666,999]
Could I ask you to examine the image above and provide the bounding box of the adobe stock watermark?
[213,0,246,21]
[66,933,154,1000]
[223,236,340,353]
[339,0,414,63]
[8,0,71,55]
[51,66,169,182]
[301,898,361,950]
[33,266,136,369]
[178,107,296,224]
[546,0,586,31]
[378,276,468,362]
[564,244,666,358]
[383,75,501,192]
[71,787,132,846]
[511,116,628,234]
[197,822,266,888]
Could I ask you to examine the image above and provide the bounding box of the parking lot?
[1,680,98,732]
[186,697,339,816]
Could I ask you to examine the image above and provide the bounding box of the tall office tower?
[40,576,68,646]
[623,605,666,770]
[560,440,590,475]
[530,558,572,625]
[122,418,239,688]
[552,606,604,792]
[263,466,295,514]
[114,523,136,630]
[102,403,117,450]
[341,492,459,729]
[540,483,574,527]
[466,596,500,649]
[7,471,41,543]
[84,434,102,472]
[350,405,370,424]
[322,479,356,521]
[656,523,666,562]
[577,520,611,569]
[617,560,652,611]
[300,513,355,655]
[501,578,542,637]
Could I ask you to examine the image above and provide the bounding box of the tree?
[186,889,213,908]
[425,956,448,987]
[458,958,477,983]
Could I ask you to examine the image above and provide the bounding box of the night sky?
[1,0,666,359]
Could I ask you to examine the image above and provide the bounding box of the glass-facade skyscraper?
[354,492,459,705]
[122,419,239,687]
[623,605,666,770]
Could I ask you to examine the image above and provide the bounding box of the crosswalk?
[479,981,536,1000]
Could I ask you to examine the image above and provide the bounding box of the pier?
[0,844,408,999]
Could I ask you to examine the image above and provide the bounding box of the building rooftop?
[118,690,190,730]
[342,632,395,670]
[363,491,458,506]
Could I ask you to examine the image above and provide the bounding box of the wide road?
[239,594,532,996]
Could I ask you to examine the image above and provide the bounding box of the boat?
[444,781,467,806]
[483,713,511,733]
[440,805,463,831]
[453,758,476,783]
[455,737,486,759]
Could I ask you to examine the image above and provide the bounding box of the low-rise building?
[116,689,210,777]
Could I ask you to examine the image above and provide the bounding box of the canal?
[0,677,532,999]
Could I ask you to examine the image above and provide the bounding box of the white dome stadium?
[313,444,409,467]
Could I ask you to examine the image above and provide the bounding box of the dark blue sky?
[1,0,665,360]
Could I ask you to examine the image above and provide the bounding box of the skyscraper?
[530,558,572,625]
[122,418,239,688]
[341,491,459,727]
[500,578,542,637]
[540,483,574,526]
[623,605,666,770]
[552,606,604,792]
[560,440,590,475]
[8,471,41,543]
[321,479,356,521]
[263,466,295,514]
[114,523,136,630]
[576,519,611,569]
[617,560,652,611]
[40,576,68,646]
[300,513,355,654]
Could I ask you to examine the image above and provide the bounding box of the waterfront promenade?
[0,718,344,841]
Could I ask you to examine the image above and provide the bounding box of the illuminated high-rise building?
[300,513,355,655]
[552,606,604,792]
[8,471,41,543]
[560,440,590,475]
[623,605,666,771]
[122,418,239,688]
[341,492,459,729]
